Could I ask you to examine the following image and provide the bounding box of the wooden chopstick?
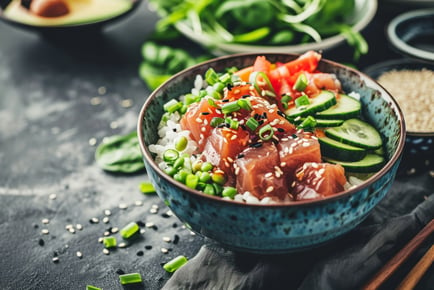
[396,244,434,290]
[363,219,434,290]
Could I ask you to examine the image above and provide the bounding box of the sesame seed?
[68,228,76,234]
[145,222,155,228]
[119,203,128,210]
[120,99,133,108]
[266,186,274,193]
[104,231,110,236]
[98,237,104,243]
[196,118,203,123]
[265,172,273,178]
[118,242,127,248]
[103,248,110,255]
[90,217,99,224]
[98,86,106,95]
[76,251,83,259]
[88,137,97,146]
[104,209,112,216]
[42,218,50,224]
[111,227,119,234]
[90,97,102,105]
[161,248,169,254]
[41,229,49,235]
[140,229,146,234]
[102,217,110,224]
[110,121,118,129]
[76,224,83,230]
[49,193,57,200]
[150,208,158,214]
[162,237,172,243]
[280,162,286,167]
[52,257,59,263]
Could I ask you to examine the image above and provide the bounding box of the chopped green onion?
[186,174,199,189]
[237,98,252,111]
[246,117,259,131]
[205,68,219,85]
[210,117,224,127]
[163,149,179,164]
[259,124,274,141]
[163,99,182,113]
[164,166,177,176]
[221,101,241,114]
[184,93,199,105]
[139,182,156,194]
[293,73,308,92]
[295,95,310,108]
[103,236,117,248]
[120,222,139,239]
[119,273,142,285]
[218,72,232,84]
[207,98,219,108]
[249,71,276,98]
[175,136,188,151]
[163,255,188,273]
[213,183,223,195]
[297,116,317,130]
[222,186,237,199]
[86,285,102,290]
[213,82,226,93]
[229,119,239,130]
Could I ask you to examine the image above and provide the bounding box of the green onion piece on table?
[86,285,102,290]
[139,182,156,194]
[163,255,188,273]
[120,222,140,239]
[119,273,142,285]
[103,236,117,248]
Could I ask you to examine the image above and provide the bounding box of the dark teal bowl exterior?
[138,53,406,254]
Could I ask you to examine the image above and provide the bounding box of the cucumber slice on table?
[285,90,336,118]
[315,94,361,120]
[323,154,385,173]
[319,136,367,162]
[325,118,383,149]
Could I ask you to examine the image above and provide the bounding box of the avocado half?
[4,0,133,27]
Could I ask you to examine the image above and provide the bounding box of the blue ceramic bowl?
[137,53,406,254]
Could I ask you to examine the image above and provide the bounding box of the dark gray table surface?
[0,1,432,290]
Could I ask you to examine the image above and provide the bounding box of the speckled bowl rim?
[138,52,406,209]
[363,58,434,137]
[0,0,141,32]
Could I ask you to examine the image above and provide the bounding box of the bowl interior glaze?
[138,53,406,253]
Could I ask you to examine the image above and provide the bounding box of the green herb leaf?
[95,132,145,174]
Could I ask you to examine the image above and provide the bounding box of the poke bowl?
[137,52,406,254]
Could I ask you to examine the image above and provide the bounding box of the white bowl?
[174,0,377,56]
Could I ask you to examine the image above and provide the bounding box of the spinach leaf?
[95,131,145,173]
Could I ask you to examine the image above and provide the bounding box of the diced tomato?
[180,97,223,150]
[201,127,250,181]
[284,50,321,75]
[291,162,347,200]
[252,56,272,74]
[277,132,322,184]
[235,142,288,200]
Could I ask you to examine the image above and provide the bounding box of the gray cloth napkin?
[163,173,434,290]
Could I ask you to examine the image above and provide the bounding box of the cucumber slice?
[285,90,336,118]
[325,118,383,149]
[323,154,385,173]
[313,119,344,127]
[319,136,367,162]
[315,94,361,120]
